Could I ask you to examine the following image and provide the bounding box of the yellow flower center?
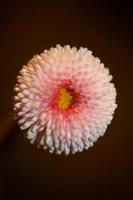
[58,87,74,110]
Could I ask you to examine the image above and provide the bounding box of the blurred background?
[0,0,132,199]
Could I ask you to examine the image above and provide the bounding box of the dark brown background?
[0,0,132,199]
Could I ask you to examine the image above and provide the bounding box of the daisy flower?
[14,45,117,155]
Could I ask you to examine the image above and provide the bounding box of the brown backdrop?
[0,1,132,199]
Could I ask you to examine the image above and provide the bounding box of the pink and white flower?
[14,45,117,155]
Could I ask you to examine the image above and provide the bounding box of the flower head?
[14,45,117,155]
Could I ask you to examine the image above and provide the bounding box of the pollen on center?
[58,87,74,110]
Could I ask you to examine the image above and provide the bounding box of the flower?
[14,45,117,155]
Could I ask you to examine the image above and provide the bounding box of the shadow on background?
[0,0,132,199]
